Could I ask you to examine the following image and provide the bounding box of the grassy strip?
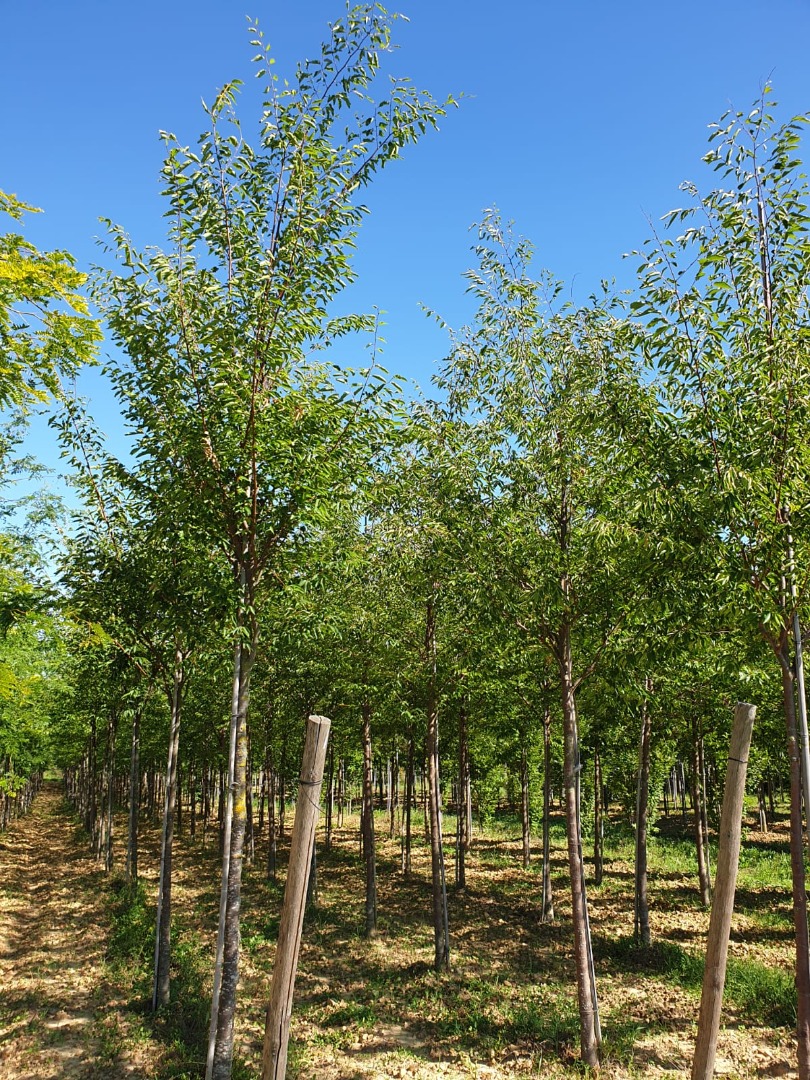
[598,936,796,1028]
[105,874,216,1079]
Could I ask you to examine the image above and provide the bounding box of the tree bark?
[426,593,449,971]
[403,734,414,880]
[559,621,600,1068]
[206,617,256,1080]
[691,724,712,907]
[153,649,184,1010]
[325,741,334,853]
[456,707,469,888]
[593,749,603,887]
[361,700,377,938]
[520,741,531,869]
[541,705,555,923]
[634,691,651,946]
[777,634,810,1079]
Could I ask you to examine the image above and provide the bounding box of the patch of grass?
[107,875,153,969]
[724,956,796,1027]
[507,989,579,1051]
[104,874,213,1078]
[323,999,380,1028]
[599,936,796,1027]
[152,931,211,1076]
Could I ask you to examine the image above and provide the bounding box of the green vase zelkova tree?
[633,90,810,1076]
[94,9,453,1076]
[54,400,225,1006]
[435,213,661,1069]
[370,403,491,970]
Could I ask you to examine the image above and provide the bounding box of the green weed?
[106,875,153,969]
[599,936,795,1027]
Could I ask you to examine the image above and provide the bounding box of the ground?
[0,782,801,1078]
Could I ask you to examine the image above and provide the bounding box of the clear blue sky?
[3,0,810,473]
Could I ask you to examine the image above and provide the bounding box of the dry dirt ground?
[0,782,802,1079]
[0,782,149,1078]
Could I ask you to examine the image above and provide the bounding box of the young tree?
[634,91,810,1076]
[437,213,660,1068]
[94,9,453,1076]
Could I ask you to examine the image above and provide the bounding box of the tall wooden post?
[691,702,756,1080]
[261,715,331,1080]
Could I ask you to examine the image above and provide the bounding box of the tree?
[437,212,660,1068]
[634,90,810,1076]
[94,8,453,1075]
[0,190,99,411]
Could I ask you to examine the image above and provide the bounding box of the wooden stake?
[691,702,756,1080]
[261,715,331,1080]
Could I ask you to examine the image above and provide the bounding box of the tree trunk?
[153,649,184,1010]
[541,705,555,923]
[403,734,414,880]
[325,741,334,853]
[426,593,449,970]
[103,709,117,872]
[559,623,600,1068]
[207,617,256,1080]
[692,722,712,907]
[126,708,140,876]
[190,765,197,840]
[361,700,377,938]
[593,749,603,887]
[777,633,810,1079]
[520,741,531,869]
[634,691,651,947]
[456,707,469,889]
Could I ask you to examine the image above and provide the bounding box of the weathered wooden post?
[261,715,331,1080]
[691,702,756,1080]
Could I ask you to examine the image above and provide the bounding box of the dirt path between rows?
[0,782,144,1079]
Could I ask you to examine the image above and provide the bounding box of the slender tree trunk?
[559,622,600,1068]
[456,707,469,888]
[210,636,254,1080]
[361,700,377,938]
[325,741,334,853]
[777,633,810,1079]
[541,705,555,923]
[593,749,603,887]
[153,649,184,1010]
[520,741,531,869]
[426,593,449,970]
[692,732,712,908]
[245,733,254,866]
[634,691,652,947]
[279,740,287,841]
[403,734,413,879]
[103,709,117,872]
[207,593,257,1080]
[268,758,277,882]
[698,735,712,884]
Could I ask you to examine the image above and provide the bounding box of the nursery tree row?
[2,7,810,1077]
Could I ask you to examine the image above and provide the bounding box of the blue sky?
[3,0,810,477]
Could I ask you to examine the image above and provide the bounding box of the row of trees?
[3,7,810,1075]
